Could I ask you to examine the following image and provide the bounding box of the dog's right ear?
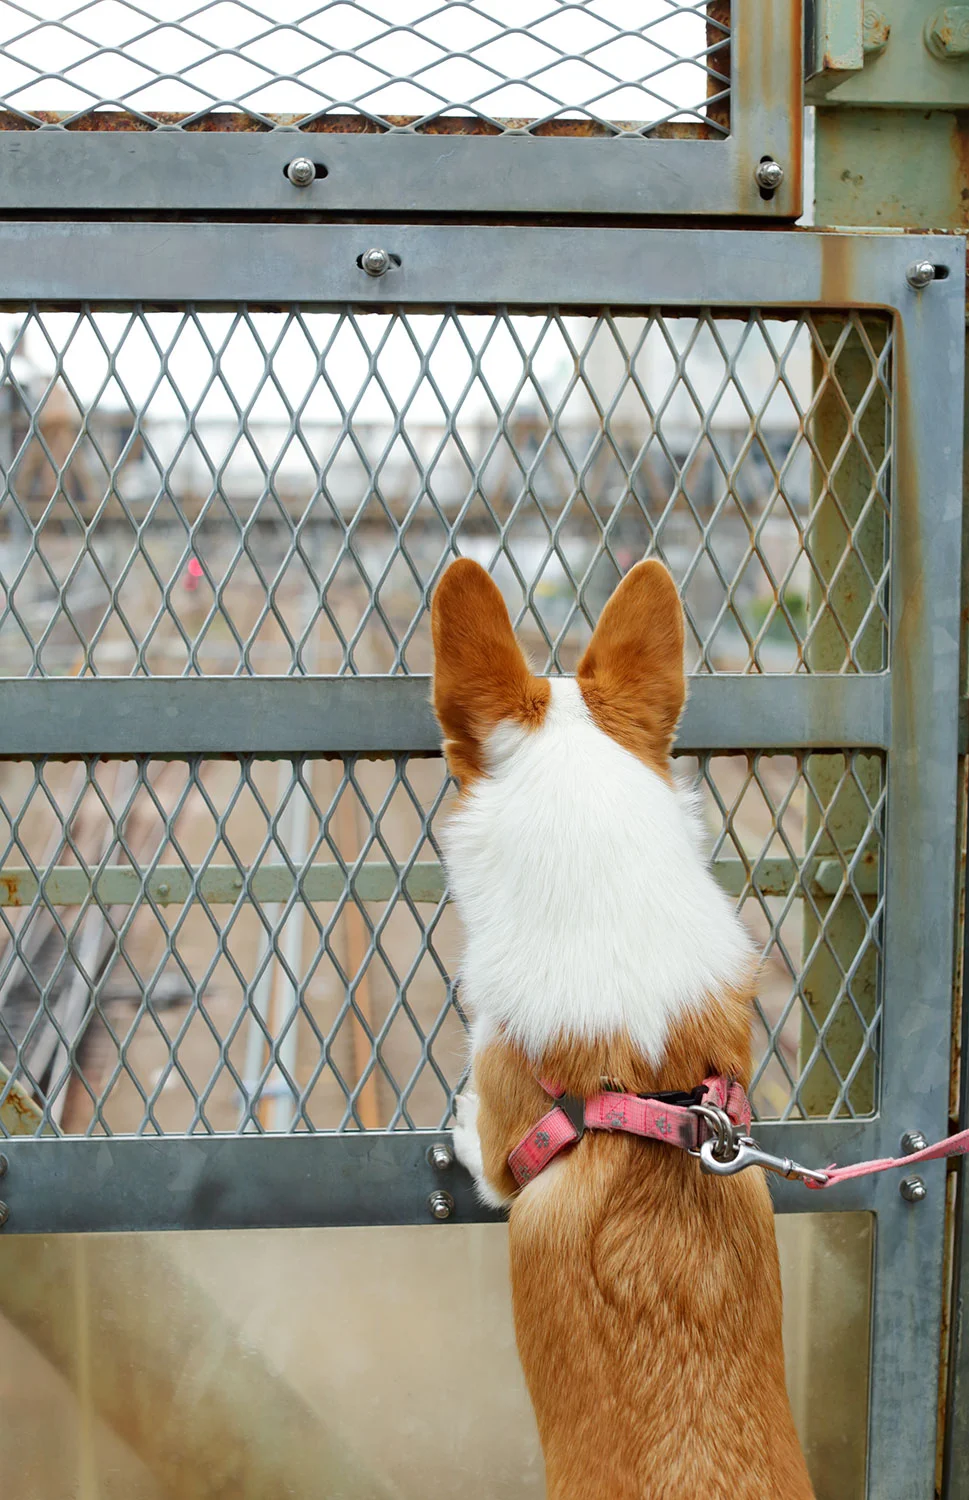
[431,559,549,785]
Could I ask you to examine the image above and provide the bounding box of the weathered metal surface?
[816,108,969,230]
[865,7,893,55]
[0,1060,43,1136]
[812,0,969,106]
[0,674,893,756]
[0,110,721,140]
[926,8,969,60]
[806,0,866,89]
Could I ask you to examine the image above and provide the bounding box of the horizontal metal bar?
[0,1121,881,1234]
[0,855,878,908]
[0,861,446,907]
[0,224,958,313]
[0,674,891,756]
[0,132,798,219]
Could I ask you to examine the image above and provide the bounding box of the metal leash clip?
[698,1133,829,1187]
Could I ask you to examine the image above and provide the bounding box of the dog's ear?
[431,559,549,784]
[577,559,685,767]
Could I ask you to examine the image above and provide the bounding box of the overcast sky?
[0,5,757,435]
[0,2,712,127]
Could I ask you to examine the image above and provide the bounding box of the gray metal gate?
[0,1,800,217]
[0,223,963,1498]
[0,7,965,1499]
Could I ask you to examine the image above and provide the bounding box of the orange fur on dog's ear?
[577,559,686,773]
[431,559,550,785]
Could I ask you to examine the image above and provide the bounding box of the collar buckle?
[557,1092,586,1140]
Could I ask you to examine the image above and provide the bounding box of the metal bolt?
[156,881,170,898]
[0,1153,7,1179]
[907,260,937,289]
[428,1189,455,1221]
[863,6,891,56]
[900,1175,927,1203]
[901,1129,928,1155]
[286,157,316,187]
[754,159,784,192]
[926,7,969,60]
[232,874,244,891]
[360,247,392,278]
[427,1143,454,1171]
[0,1202,8,1229]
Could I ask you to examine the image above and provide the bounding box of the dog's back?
[432,557,814,1499]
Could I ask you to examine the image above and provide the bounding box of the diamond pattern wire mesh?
[0,306,893,677]
[0,2,729,138]
[0,750,885,1138]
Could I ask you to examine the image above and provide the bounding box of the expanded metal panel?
[0,226,962,1500]
[0,0,729,136]
[0,307,890,678]
[0,749,885,1137]
[0,2,802,215]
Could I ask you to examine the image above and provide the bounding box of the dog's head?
[430,557,686,788]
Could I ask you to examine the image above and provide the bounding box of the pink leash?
[804,1125,969,1190]
[507,1076,969,1191]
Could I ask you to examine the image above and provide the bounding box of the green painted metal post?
[799,318,888,1121]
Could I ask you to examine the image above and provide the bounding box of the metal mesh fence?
[0,300,893,1141]
[0,1,730,137]
[0,749,885,1137]
[0,307,892,678]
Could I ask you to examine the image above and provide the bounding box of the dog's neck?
[442,677,755,1064]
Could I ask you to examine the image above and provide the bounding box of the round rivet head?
[156,882,170,898]
[907,260,937,289]
[360,247,392,278]
[901,1129,928,1155]
[427,1143,454,1171]
[428,1189,455,1221]
[900,1175,927,1203]
[755,159,784,192]
[286,157,316,187]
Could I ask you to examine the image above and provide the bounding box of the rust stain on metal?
[0,1065,43,1133]
[950,116,969,228]
[0,874,23,907]
[787,0,804,184]
[705,1,731,134]
[863,9,891,53]
[0,108,721,140]
[820,234,861,308]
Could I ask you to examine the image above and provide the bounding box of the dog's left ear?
[577,559,686,765]
[431,559,549,784]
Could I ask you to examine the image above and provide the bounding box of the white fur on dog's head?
[442,674,754,1063]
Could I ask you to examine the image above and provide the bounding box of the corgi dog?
[431,557,814,1500]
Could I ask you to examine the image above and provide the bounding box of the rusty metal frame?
[0,223,962,1500]
[0,0,802,218]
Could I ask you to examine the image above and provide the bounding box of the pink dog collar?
[507,1075,752,1188]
